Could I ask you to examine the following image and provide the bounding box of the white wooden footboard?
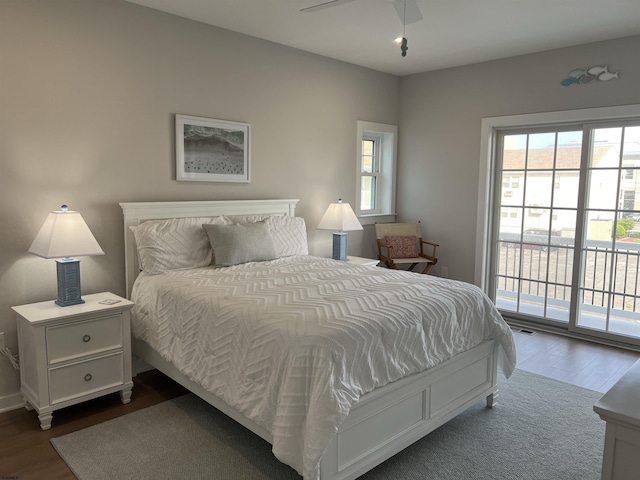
[319,339,498,479]
[133,338,498,480]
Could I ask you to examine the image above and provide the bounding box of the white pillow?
[266,216,308,257]
[224,214,270,224]
[202,221,277,267]
[132,216,229,274]
[224,214,308,257]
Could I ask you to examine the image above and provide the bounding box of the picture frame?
[175,114,250,183]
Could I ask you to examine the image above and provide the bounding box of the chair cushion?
[385,235,418,258]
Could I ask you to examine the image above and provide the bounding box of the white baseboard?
[133,355,153,376]
[0,392,24,413]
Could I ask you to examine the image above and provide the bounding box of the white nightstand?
[347,256,380,267]
[12,292,134,430]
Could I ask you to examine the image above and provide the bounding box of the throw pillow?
[384,235,418,258]
[202,221,278,267]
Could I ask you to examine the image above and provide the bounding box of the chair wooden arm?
[419,239,439,262]
[376,240,398,269]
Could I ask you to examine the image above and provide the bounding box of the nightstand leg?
[120,387,132,404]
[38,413,53,430]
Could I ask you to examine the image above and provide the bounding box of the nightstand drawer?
[49,352,124,405]
[47,314,123,364]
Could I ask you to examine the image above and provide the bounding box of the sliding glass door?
[577,125,640,339]
[491,122,640,344]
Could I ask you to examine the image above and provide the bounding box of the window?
[360,137,379,211]
[494,127,582,323]
[479,112,640,346]
[356,121,397,224]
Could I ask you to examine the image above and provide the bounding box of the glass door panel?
[576,126,640,339]
[494,129,582,324]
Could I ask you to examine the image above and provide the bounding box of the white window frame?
[361,134,381,213]
[356,120,398,225]
[476,104,640,290]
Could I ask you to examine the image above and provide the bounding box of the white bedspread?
[131,255,516,479]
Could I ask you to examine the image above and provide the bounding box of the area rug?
[51,369,605,479]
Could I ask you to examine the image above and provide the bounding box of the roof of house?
[502,145,614,170]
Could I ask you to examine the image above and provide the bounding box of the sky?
[505,126,640,153]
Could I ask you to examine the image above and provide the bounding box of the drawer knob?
[84,373,93,382]
[82,335,91,343]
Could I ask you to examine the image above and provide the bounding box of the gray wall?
[0,1,399,405]
[398,35,640,284]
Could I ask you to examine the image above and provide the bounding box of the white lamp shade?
[317,200,363,232]
[29,208,104,259]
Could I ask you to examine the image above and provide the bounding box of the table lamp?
[29,205,104,306]
[317,198,363,261]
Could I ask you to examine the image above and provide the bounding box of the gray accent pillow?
[202,221,277,267]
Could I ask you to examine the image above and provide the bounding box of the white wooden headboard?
[119,199,300,299]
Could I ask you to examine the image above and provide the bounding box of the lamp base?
[55,258,85,307]
[332,232,348,262]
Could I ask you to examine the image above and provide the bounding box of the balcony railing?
[495,232,640,336]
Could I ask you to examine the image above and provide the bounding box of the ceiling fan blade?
[301,0,357,13]
[391,0,423,25]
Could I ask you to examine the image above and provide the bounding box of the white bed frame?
[120,199,500,480]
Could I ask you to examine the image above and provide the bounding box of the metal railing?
[495,232,640,320]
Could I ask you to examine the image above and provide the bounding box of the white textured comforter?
[131,255,516,479]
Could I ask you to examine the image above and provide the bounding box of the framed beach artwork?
[175,114,250,183]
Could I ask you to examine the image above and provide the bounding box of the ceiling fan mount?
[301,0,422,57]
[301,0,423,25]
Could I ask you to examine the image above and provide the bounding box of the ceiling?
[124,0,640,76]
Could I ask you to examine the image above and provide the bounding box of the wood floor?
[0,369,188,480]
[512,327,640,393]
[1,329,639,480]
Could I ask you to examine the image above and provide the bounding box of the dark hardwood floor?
[1,330,639,479]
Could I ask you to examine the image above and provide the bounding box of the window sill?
[358,213,397,226]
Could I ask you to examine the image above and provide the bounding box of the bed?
[120,199,516,480]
